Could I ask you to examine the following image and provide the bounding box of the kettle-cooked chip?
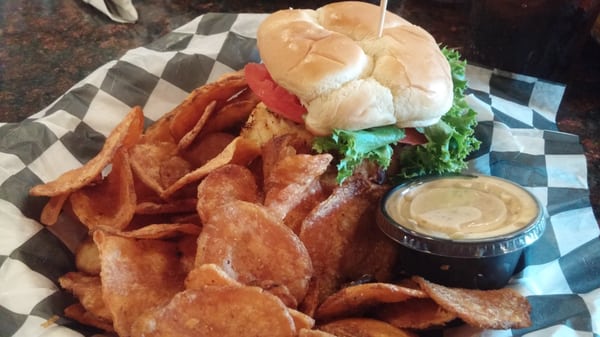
[374,297,457,329]
[63,303,115,333]
[74,237,101,275]
[299,175,393,304]
[162,136,260,199]
[70,148,136,230]
[95,223,201,239]
[185,263,243,290]
[264,153,333,221]
[412,276,532,329]
[180,132,236,168]
[94,231,188,337]
[315,282,427,321]
[196,200,313,305]
[59,272,111,322]
[196,164,259,223]
[169,70,248,142]
[130,286,297,337]
[319,318,417,337]
[29,106,144,197]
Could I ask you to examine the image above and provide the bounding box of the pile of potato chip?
[30,70,531,337]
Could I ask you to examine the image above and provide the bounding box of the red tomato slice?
[244,63,307,124]
[400,128,427,145]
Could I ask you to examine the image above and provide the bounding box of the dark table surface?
[1,0,600,223]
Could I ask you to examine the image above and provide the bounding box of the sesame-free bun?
[256,1,453,135]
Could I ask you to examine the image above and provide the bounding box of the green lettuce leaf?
[313,125,405,184]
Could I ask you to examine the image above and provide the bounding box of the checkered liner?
[1,13,598,337]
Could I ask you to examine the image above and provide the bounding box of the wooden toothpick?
[377,0,388,38]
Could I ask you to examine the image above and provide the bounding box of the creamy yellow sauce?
[385,176,540,240]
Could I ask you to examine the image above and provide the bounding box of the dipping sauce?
[385,175,539,240]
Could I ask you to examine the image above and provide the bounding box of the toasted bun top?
[257,1,453,135]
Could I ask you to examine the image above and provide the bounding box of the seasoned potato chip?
[315,282,427,321]
[375,298,457,329]
[200,88,260,135]
[264,153,333,220]
[412,276,531,329]
[94,231,188,337]
[261,134,312,179]
[63,303,114,333]
[196,200,313,305]
[298,328,337,337]
[40,193,69,226]
[162,136,260,199]
[177,100,217,151]
[130,286,296,337]
[180,132,236,168]
[70,148,136,230]
[59,272,111,322]
[95,223,201,239]
[74,237,101,275]
[319,318,417,337]
[283,180,329,234]
[135,198,197,215]
[129,141,182,196]
[169,70,248,142]
[196,164,259,223]
[299,175,393,304]
[185,263,243,289]
[159,155,192,188]
[289,308,316,331]
[30,106,144,197]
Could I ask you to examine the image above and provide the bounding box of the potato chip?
[299,175,393,304]
[177,100,217,151]
[290,309,316,331]
[252,280,299,308]
[315,282,427,321]
[319,318,417,337]
[74,237,101,275]
[374,298,457,329]
[297,277,320,318]
[130,286,296,337]
[196,200,313,305]
[63,303,115,333]
[135,198,197,215]
[179,132,236,168]
[94,231,188,337]
[169,70,248,142]
[196,164,259,223]
[283,180,329,234]
[159,155,192,188]
[30,105,144,197]
[298,328,337,337]
[40,193,69,226]
[161,136,260,199]
[95,223,201,239]
[261,134,312,180]
[185,263,243,290]
[412,276,531,329]
[200,88,260,135]
[264,153,333,220]
[129,141,179,196]
[69,148,136,230]
[59,272,111,321]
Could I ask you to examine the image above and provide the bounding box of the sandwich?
[244,1,480,183]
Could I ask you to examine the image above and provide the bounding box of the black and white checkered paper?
[1,13,599,337]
